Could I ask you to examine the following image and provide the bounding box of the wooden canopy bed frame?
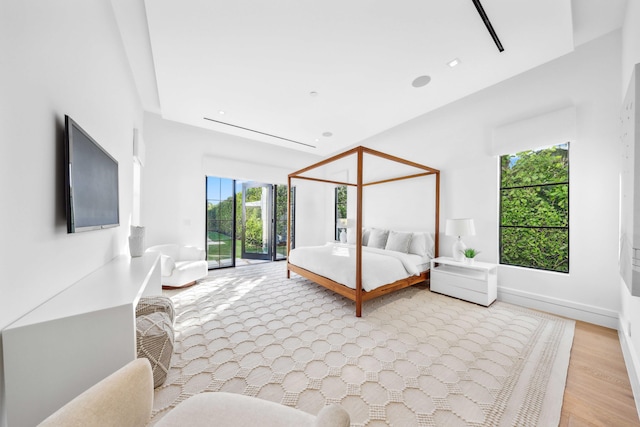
[286,146,440,317]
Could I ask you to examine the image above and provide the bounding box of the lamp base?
[452,238,466,262]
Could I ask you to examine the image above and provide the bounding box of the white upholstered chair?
[146,244,208,288]
[38,359,351,427]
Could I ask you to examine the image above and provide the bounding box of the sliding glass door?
[206,177,292,268]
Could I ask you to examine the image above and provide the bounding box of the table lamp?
[445,218,476,262]
[337,218,348,243]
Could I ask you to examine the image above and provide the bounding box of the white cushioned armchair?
[39,359,351,427]
[146,244,208,288]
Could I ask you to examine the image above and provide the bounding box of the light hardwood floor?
[560,321,639,426]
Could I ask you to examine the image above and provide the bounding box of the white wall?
[620,0,640,416]
[293,180,333,247]
[358,31,622,328]
[141,113,322,248]
[0,1,143,425]
[362,175,438,234]
[288,155,440,248]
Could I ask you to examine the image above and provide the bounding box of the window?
[499,143,569,273]
[335,185,347,240]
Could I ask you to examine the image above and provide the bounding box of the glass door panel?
[289,186,296,250]
[241,182,272,260]
[273,185,288,260]
[206,177,235,269]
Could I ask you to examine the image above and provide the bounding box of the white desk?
[430,257,497,306]
[2,252,161,426]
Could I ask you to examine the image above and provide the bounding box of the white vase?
[465,257,475,265]
[129,226,145,257]
[339,229,347,243]
[452,238,466,262]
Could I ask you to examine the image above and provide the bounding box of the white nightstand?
[430,257,497,306]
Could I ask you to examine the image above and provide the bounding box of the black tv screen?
[65,115,120,233]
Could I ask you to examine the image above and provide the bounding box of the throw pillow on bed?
[346,228,356,244]
[362,227,371,246]
[347,228,377,245]
[408,232,435,257]
[385,231,413,253]
[368,228,389,249]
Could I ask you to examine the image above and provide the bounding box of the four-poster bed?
[286,146,440,317]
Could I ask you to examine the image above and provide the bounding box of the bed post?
[355,147,364,317]
[286,175,292,279]
[435,170,440,258]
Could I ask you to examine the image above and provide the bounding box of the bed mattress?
[288,242,429,292]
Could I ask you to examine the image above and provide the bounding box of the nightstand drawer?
[431,279,491,306]
[431,268,487,292]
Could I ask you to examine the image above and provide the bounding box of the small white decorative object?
[129,226,145,257]
[339,229,347,243]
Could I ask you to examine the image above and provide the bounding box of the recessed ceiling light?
[310,91,318,97]
[315,138,320,142]
[322,132,333,137]
[218,110,225,115]
[411,75,431,88]
[448,58,461,68]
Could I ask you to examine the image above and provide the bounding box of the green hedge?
[500,145,569,273]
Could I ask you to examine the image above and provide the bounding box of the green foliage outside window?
[207,200,234,233]
[274,185,289,256]
[206,177,235,264]
[241,187,266,249]
[500,144,569,273]
[335,186,347,240]
[207,182,290,262]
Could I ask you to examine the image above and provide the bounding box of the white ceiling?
[112,0,628,157]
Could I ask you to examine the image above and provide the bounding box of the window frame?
[498,143,570,273]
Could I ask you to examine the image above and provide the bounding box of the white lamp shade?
[445,218,476,237]
[337,218,355,229]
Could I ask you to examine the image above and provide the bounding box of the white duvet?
[288,242,430,292]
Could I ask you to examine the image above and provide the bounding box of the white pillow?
[385,231,413,253]
[346,228,356,244]
[160,254,176,276]
[362,228,371,246]
[368,228,389,249]
[408,232,435,257]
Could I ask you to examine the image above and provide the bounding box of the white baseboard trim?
[618,317,640,421]
[497,286,619,329]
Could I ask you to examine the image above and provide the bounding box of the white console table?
[430,257,497,306]
[2,252,161,427]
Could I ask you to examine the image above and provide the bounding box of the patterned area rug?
[150,262,574,426]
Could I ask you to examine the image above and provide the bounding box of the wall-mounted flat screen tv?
[64,115,119,233]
